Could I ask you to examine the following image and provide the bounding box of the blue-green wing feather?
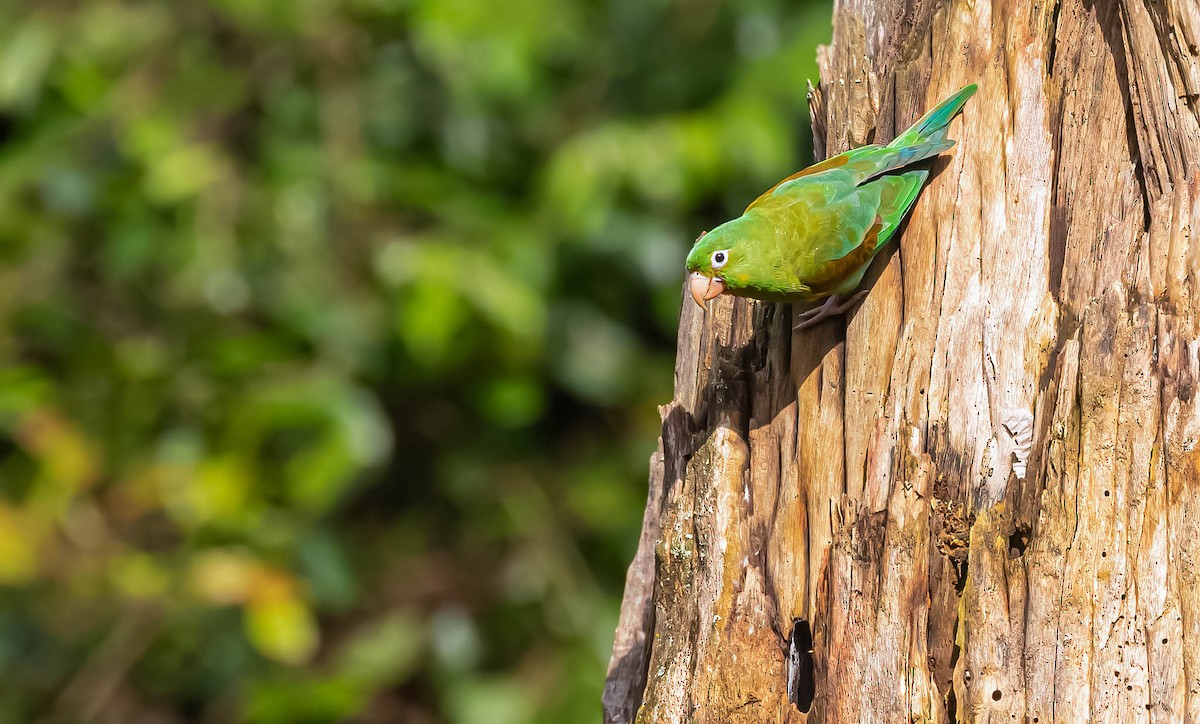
[753,83,977,211]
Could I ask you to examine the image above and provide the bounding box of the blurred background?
[0,0,828,721]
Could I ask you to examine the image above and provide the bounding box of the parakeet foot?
[793,290,869,330]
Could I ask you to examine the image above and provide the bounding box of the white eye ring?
[711,250,730,269]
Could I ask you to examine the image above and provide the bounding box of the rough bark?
[603,0,1200,719]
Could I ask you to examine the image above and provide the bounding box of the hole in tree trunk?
[1008,524,1029,558]
[954,559,970,594]
[787,619,815,713]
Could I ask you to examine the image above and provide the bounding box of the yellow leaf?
[0,505,39,585]
[189,549,259,605]
[245,594,320,666]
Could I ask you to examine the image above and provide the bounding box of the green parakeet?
[686,84,977,328]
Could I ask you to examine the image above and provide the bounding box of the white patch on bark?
[1002,410,1035,479]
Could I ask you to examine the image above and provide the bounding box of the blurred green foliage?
[0,0,828,721]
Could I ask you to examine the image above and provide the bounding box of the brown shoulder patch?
[805,216,884,294]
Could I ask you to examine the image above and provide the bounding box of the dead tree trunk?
[604,0,1200,720]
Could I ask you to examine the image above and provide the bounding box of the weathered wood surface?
[603,0,1200,719]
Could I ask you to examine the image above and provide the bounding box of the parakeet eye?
[711,250,730,269]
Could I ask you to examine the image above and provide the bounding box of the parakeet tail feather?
[889,83,978,148]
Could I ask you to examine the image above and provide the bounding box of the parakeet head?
[684,220,747,308]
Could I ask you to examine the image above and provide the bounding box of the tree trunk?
[604,0,1200,719]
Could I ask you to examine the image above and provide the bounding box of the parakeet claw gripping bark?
[684,84,977,327]
[793,290,869,330]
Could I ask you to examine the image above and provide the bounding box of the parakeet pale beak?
[689,273,725,308]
